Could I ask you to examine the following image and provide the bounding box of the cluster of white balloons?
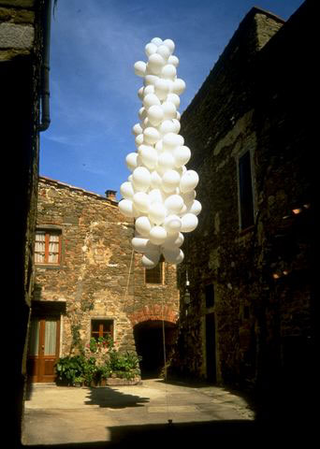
[119,37,201,269]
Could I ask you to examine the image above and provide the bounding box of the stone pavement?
[23,378,256,447]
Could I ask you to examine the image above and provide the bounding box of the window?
[145,262,164,284]
[35,230,61,264]
[205,284,215,308]
[238,151,254,230]
[91,319,114,341]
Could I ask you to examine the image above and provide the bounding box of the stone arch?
[128,304,178,327]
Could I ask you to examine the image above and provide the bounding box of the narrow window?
[91,319,114,341]
[145,262,164,284]
[238,151,254,230]
[35,230,61,264]
[205,284,215,308]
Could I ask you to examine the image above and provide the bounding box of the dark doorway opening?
[206,313,217,383]
[134,320,176,379]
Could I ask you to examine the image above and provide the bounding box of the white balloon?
[135,133,144,147]
[119,199,134,217]
[162,169,180,193]
[168,55,179,67]
[144,74,159,87]
[150,170,162,188]
[138,87,144,100]
[180,213,199,232]
[147,105,164,126]
[162,247,184,264]
[149,226,167,245]
[134,61,146,77]
[156,44,171,60]
[135,216,152,237]
[154,79,170,100]
[148,188,163,204]
[159,119,177,136]
[162,232,184,248]
[180,170,199,193]
[143,93,160,109]
[173,145,191,168]
[157,152,175,171]
[120,181,134,200]
[164,194,184,214]
[163,38,175,54]
[155,140,163,153]
[181,190,196,203]
[186,199,202,216]
[172,119,181,134]
[147,53,165,75]
[133,191,150,213]
[172,78,186,95]
[142,252,161,269]
[163,132,184,150]
[161,64,177,80]
[163,215,182,234]
[148,202,167,225]
[139,144,158,169]
[144,85,155,95]
[132,123,143,136]
[132,237,149,253]
[145,42,158,57]
[167,93,180,109]
[162,101,177,120]
[143,127,160,145]
[151,37,163,46]
[138,106,147,121]
[126,152,138,171]
[132,166,151,191]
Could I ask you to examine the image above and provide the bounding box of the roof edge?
[38,175,118,205]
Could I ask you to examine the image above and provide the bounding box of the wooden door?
[28,317,60,382]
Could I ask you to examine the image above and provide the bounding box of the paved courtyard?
[24,378,255,446]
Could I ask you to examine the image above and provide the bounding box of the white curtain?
[44,321,57,355]
[48,234,59,263]
[35,232,45,263]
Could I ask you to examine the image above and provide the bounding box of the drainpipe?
[39,0,52,132]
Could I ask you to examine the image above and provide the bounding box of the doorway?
[27,317,60,382]
[134,320,176,379]
[205,313,217,383]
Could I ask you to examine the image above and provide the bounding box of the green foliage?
[55,337,141,385]
[55,355,86,386]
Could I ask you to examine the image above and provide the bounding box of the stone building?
[28,176,179,382]
[2,0,52,445]
[171,0,315,419]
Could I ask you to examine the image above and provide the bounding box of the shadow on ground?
[84,387,150,409]
[23,418,312,449]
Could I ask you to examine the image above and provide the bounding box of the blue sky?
[41,0,305,199]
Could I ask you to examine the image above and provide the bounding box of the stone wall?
[171,1,315,411]
[34,177,180,359]
[3,0,44,445]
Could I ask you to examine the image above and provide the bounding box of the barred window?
[35,230,61,265]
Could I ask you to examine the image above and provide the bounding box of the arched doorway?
[134,320,177,379]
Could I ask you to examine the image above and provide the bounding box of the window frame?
[237,149,256,232]
[145,261,164,285]
[90,319,114,341]
[35,228,62,265]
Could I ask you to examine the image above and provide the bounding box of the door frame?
[28,315,61,383]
